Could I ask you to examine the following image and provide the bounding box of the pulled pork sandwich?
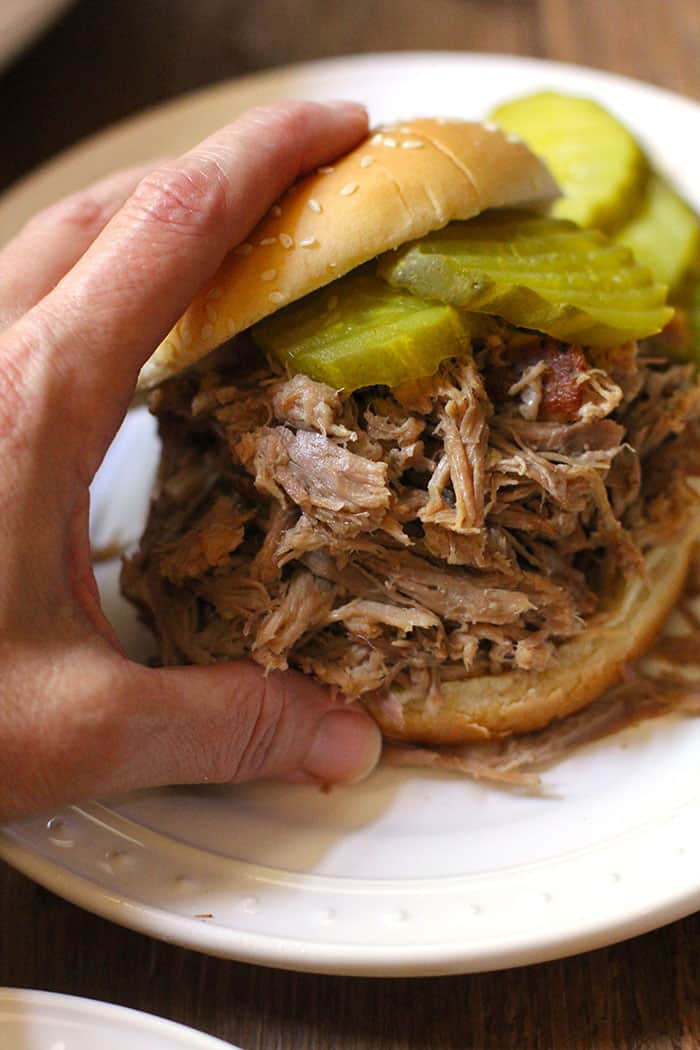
[123,118,700,746]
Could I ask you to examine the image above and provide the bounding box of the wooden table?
[1,2,699,1047]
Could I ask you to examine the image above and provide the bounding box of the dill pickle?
[689,276,700,366]
[378,211,672,346]
[491,92,647,229]
[615,175,700,291]
[252,271,475,391]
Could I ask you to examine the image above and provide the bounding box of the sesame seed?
[260,236,277,246]
[483,122,500,133]
[328,261,337,270]
[271,204,282,217]
[299,237,317,248]
[201,323,214,339]
[401,139,424,150]
[359,155,375,168]
[317,165,335,174]
[383,137,397,148]
[279,232,294,249]
[234,242,253,256]
[370,133,383,145]
[260,269,277,281]
[268,291,288,305]
[206,287,222,300]
[506,132,523,144]
[400,125,413,134]
[340,182,358,196]
[205,304,218,322]
[308,198,323,213]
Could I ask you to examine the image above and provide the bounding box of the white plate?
[0,989,240,1049]
[1,53,699,977]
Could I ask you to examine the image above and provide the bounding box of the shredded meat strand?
[253,569,335,669]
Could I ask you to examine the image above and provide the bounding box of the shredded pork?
[122,326,700,708]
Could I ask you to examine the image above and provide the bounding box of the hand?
[0,100,382,822]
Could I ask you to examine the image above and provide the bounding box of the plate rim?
[0,986,239,1047]
[2,49,700,977]
[2,791,699,976]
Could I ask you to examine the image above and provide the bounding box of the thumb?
[109,659,382,793]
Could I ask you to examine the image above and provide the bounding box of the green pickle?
[688,275,700,366]
[378,211,672,346]
[252,270,475,391]
[616,175,700,292]
[491,92,647,229]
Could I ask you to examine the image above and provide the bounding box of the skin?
[0,100,382,823]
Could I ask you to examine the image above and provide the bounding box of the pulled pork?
[122,327,700,703]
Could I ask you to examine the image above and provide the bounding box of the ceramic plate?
[0,989,240,1049]
[1,53,699,977]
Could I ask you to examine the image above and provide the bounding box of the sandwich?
[122,117,700,746]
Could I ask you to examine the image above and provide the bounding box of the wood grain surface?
[1,2,699,1048]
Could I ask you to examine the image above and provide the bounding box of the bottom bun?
[365,514,700,745]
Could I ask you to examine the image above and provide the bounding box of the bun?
[364,513,700,744]
[139,119,557,389]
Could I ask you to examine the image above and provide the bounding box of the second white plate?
[0,989,239,1049]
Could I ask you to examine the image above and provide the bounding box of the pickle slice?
[378,211,672,346]
[616,175,700,291]
[491,92,647,229]
[689,276,700,367]
[252,270,475,391]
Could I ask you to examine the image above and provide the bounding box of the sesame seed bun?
[364,510,700,744]
[138,118,558,390]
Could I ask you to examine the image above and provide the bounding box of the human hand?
[0,100,382,822]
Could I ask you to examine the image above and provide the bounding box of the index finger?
[7,100,367,467]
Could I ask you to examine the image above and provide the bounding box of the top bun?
[139,118,558,390]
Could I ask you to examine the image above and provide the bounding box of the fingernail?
[304,708,382,784]
[320,99,368,117]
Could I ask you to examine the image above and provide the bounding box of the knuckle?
[20,191,111,243]
[219,670,290,783]
[0,311,87,472]
[140,664,326,788]
[0,331,37,451]
[130,160,231,240]
[0,343,29,417]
